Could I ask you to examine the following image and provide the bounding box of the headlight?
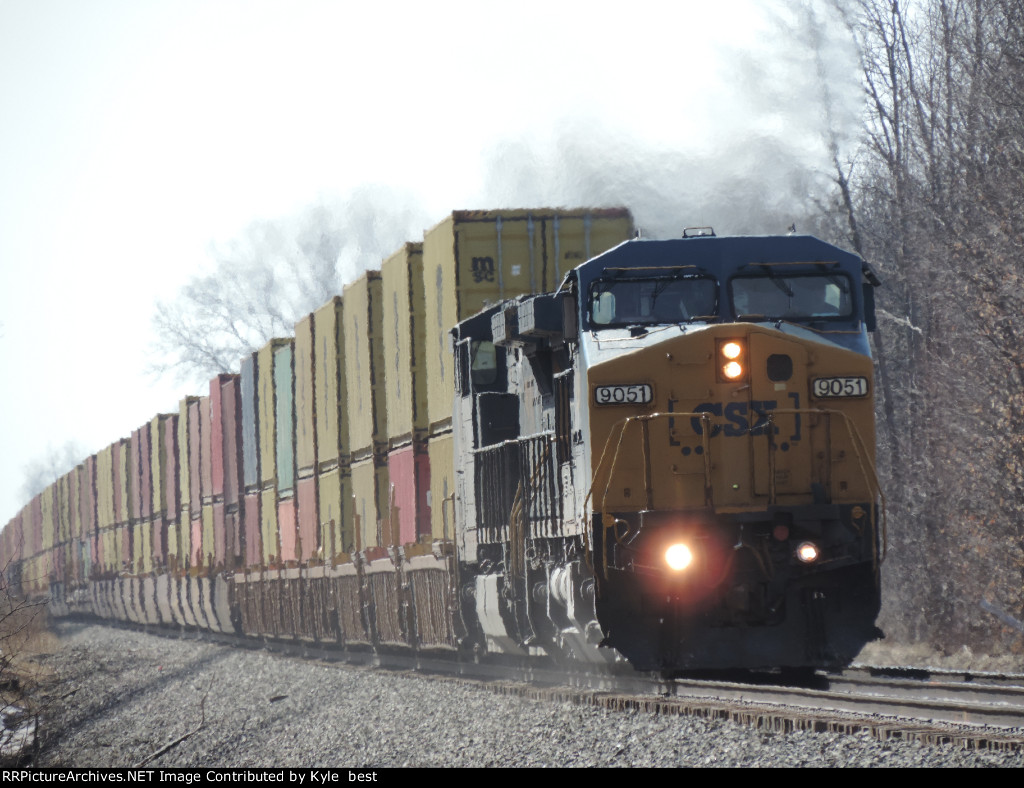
[665,543,693,571]
[717,339,747,382]
[796,542,820,563]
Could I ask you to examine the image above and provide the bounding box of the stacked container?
[344,272,389,552]
[421,209,634,541]
[381,243,431,546]
[312,296,352,562]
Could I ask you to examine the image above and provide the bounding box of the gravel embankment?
[27,622,1023,767]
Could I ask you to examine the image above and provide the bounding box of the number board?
[812,377,869,398]
[594,384,653,405]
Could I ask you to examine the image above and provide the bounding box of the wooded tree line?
[828,0,1024,652]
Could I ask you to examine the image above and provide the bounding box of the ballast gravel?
[28,622,1022,768]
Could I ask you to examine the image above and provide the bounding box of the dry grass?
[0,597,58,699]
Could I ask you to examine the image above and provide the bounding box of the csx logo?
[668,400,793,440]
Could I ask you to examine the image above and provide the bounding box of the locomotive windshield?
[730,272,854,321]
[589,274,718,327]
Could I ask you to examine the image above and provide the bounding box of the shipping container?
[350,457,391,550]
[212,373,243,568]
[295,314,317,473]
[177,397,198,571]
[343,273,386,455]
[260,487,278,565]
[386,442,431,546]
[313,297,349,472]
[243,491,262,568]
[240,353,260,493]
[296,475,318,562]
[316,466,352,563]
[427,433,455,543]
[422,208,633,431]
[274,341,296,494]
[257,339,292,488]
[381,243,427,445]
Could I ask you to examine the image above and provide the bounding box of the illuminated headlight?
[665,543,693,571]
[722,342,743,359]
[796,542,820,563]
[717,339,747,382]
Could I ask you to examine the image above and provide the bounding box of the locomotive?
[454,229,884,672]
[3,209,884,676]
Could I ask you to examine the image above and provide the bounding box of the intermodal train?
[1,208,885,674]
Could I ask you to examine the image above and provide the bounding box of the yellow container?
[294,313,317,474]
[343,272,386,456]
[317,466,353,561]
[257,338,292,487]
[350,457,391,550]
[260,486,279,565]
[426,433,454,542]
[313,297,350,470]
[422,208,633,431]
[381,243,427,446]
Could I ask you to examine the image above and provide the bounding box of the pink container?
[188,401,202,520]
[163,416,180,524]
[243,492,261,568]
[296,476,318,562]
[387,443,432,545]
[278,498,297,563]
[220,376,241,506]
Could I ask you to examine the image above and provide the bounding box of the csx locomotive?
[5,211,884,676]
[455,229,884,672]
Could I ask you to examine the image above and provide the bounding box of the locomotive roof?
[567,234,869,291]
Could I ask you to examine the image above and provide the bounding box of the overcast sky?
[0,0,859,524]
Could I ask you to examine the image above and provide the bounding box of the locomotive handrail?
[582,408,887,580]
[583,411,713,579]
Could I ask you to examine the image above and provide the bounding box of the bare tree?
[830,0,1024,652]
[150,186,430,385]
[19,442,87,506]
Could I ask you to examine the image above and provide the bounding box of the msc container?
[381,243,427,446]
[313,297,350,472]
[344,272,386,457]
[422,208,634,432]
[387,442,431,546]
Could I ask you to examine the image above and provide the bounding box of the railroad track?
[101,618,1024,753]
